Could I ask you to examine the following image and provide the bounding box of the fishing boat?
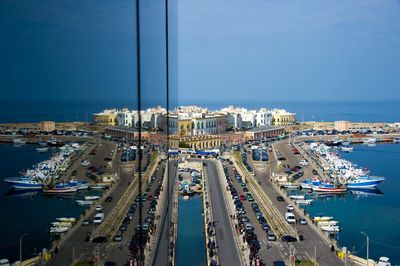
[68,180,89,190]
[47,139,65,147]
[43,184,78,194]
[13,139,26,145]
[325,139,343,147]
[76,200,94,206]
[312,183,347,194]
[295,199,313,205]
[84,195,100,200]
[289,195,305,200]
[49,226,69,234]
[346,176,385,189]
[36,147,49,152]
[301,179,322,189]
[320,225,341,232]
[3,177,44,190]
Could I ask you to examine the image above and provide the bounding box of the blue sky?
[178,0,400,103]
[1,0,400,104]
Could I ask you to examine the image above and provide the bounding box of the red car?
[147,194,153,201]
[240,194,246,201]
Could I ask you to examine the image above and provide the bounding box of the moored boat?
[314,216,333,222]
[36,147,49,152]
[68,180,89,190]
[346,176,385,189]
[84,195,100,200]
[312,183,347,194]
[341,146,353,152]
[43,184,78,194]
[49,226,69,234]
[4,177,44,190]
[76,200,94,206]
[289,194,305,200]
[295,199,313,205]
[320,225,341,232]
[13,139,26,145]
[56,217,76,222]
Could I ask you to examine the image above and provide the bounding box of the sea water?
[176,194,206,266]
[303,144,400,264]
[0,144,96,262]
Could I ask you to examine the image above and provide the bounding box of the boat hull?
[347,180,384,188]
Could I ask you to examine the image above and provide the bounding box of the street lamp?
[19,233,29,265]
[360,231,369,265]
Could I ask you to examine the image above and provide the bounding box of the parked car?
[267,231,277,241]
[281,235,297,242]
[276,196,284,202]
[105,196,113,202]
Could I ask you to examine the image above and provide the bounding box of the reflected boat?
[350,187,383,196]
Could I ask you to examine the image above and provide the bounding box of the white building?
[117,109,135,127]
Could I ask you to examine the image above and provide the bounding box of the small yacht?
[4,177,44,190]
[13,139,26,145]
[36,147,49,152]
[378,257,392,266]
[364,138,376,145]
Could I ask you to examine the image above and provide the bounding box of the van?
[285,212,296,224]
[93,213,104,224]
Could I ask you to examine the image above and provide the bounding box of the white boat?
[378,257,392,266]
[76,200,94,206]
[347,176,385,189]
[313,216,333,222]
[295,199,313,205]
[393,137,400,144]
[341,146,353,152]
[56,217,76,223]
[49,226,69,234]
[90,185,107,190]
[320,225,341,232]
[289,195,305,200]
[13,139,26,145]
[364,138,376,145]
[183,195,189,201]
[317,220,339,226]
[36,147,49,152]
[51,222,73,227]
[284,184,300,189]
[84,195,100,200]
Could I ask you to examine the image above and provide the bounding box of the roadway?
[151,159,177,266]
[205,160,243,265]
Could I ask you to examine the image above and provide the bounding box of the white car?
[0,259,11,266]
[286,204,294,211]
[95,205,103,212]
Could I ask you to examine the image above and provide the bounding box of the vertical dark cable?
[135,0,143,265]
[165,0,170,214]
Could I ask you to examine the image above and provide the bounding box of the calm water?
[176,195,206,266]
[0,144,96,262]
[0,100,399,123]
[303,144,400,264]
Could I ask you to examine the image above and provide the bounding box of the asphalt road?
[205,160,242,265]
[151,159,177,266]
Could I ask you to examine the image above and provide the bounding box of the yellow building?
[93,109,118,126]
[177,119,193,136]
[39,121,55,132]
[272,110,296,126]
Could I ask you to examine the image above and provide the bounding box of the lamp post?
[19,233,29,265]
[360,231,369,265]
